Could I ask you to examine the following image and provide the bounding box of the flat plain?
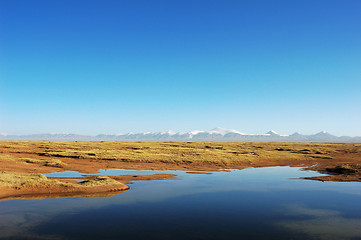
[1,141,361,200]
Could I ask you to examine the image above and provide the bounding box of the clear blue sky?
[0,0,360,136]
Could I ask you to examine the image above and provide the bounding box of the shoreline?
[1,141,361,200]
[0,173,177,201]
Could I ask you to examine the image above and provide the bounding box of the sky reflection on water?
[1,167,361,240]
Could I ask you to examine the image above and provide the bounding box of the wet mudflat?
[1,167,361,240]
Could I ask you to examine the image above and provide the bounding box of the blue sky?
[0,0,360,136]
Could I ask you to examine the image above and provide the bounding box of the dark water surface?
[1,167,361,240]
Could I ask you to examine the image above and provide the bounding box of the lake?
[1,167,361,240]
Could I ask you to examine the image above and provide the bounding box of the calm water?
[1,167,361,240]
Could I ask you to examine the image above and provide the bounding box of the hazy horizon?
[1,0,360,136]
[1,127,360,138]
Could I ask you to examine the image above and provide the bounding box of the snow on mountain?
[160,130,176,135]
[265,130,289,137]
[266,130,279,135]
[313,131,332,136]
[209,127,244,135]
[190,130,205,135]
[0,128,360,142]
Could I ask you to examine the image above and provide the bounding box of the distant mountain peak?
[0,128,359,142]
[190,130,205,135]
[314,131,332,136]
[160,130,176,135]
[209,127,243,135]
[210,127,226,131]
[266,130,279,135]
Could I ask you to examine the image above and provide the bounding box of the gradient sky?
[0,0,360,136]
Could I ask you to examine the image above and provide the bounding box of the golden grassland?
[0,141,361,199]
[1,140,354,164]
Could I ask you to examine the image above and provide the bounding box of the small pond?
[1,166,361,240]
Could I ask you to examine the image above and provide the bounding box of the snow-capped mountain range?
[0,128,360,142]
